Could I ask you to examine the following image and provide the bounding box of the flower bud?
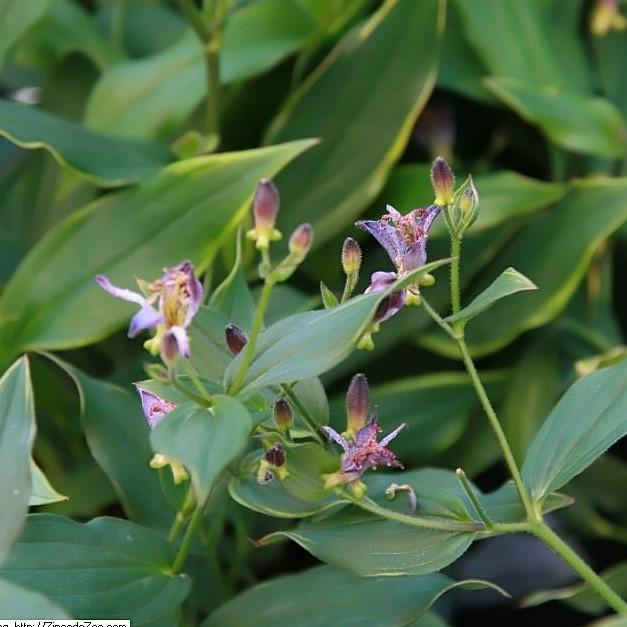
[257,444,289,483]
[289,223,314,255]
[430,156,455,207]
[264,444,286,468]
[341,237,362,276]
[225,323,248,355]
[247,178,281,249]
[345,373,369,434]
[590,0,626,35]
[452,175,479,237]
[272,398,293,431]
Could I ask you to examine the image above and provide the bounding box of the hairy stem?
[229,280,274,395]
[450,235,462,315]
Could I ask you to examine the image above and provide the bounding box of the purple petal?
[128,304,163,338]
[354,416,378,446]
[380,422,407,447]
[135,385,176,429]
[401,241,427,272]
[166,326,191,358]
[414,205,441,234]
[96,275,146,306]
[373,290,406,323]
[385,204,402,220]
[365,271,398,294]
[321,426,349,452]
[356,219,403,266]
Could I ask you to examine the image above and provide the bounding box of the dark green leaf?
[151,395,252,500]
[203,564,504,626]
[268,0,444,245]
[0,357,35,563]
[0,579,70,619]
[522,358,627,500]
[0,140,314,361]
[446,267,537,326]
[0,99,172,186]
[0,514,190,623]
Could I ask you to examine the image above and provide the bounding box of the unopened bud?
[341,237,362,276]
[247,179,281,249]
[225,323,248,355]
[430,156,455,206]
[452,175,479,236]
[289,223,314,255]
[272,398,293,431]
[256,444,289,483]
[264,444,286,468]
[346,373,369,434]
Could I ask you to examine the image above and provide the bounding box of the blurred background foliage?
[1,0,626,624]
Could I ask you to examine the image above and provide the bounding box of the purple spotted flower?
[96,261,203,361]
[322,416,406,487]
[136,386,176,429]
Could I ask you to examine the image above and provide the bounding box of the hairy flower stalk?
[96,261,203,363]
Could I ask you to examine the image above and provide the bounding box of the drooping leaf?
[0,357,35,563]
[0,579,70,619]
[0,140,314,362]
[29,460,67,506]
[151,395,252,501]
[224,259,450,395]
[0,99,173,186]
[0,514,190,623]
[0,0,52,65]
[485,78,626,157]
[43,355,174,529]
[267,0,444,245]
[522,358,627,501]
[203,564,505,626]
[85,0,317,138]
[446,267,537,326]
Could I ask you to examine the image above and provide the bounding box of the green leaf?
[225,259,450,395]
[29,460,67,506]
[422,179,627,357]
[522,562,627,616]
[379,165,568,236]
[0,140,314,361]
[291,377,330,426]
[259,508,478,577]
[151,395,252,501]
[0,514,190,623]
[522,358,627,501]
[188,306,233,381]
[485,78,626,157]
[267,0,444,245]
[0,357,35,563]
[203,565,505,626]
[0,99,172,186]
[0,579,70,619]
[446,267,537,326]
[0,0,51,65]
[44,356,175,529]
[85,0,316,138]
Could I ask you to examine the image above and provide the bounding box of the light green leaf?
[267,0,444,245]
[29,460,67,506]
[188,306,233,382]
[485,78,626,157]
[421,179,627,357]
[0,579,70,619]
[85,0,316,138]
[0,0,51,65]
[43,356,174,529]
[522,358,627,501]
[0,140,314,361]
[0,514,190,623]
[0,357,35,563]
[446,267,537,326]
[0,99,172,186]
[203,565,505,627]
[151,395,252,501]
[224,259,450,395]
[523,562,627,616]
[379,165,568,236]
[259,508,478,577]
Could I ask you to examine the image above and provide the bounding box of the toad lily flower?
[135,386,188,484]
[322,416,406,494]
[96,261,203,362]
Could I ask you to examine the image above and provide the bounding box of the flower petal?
[166,325,191,358]
[135,385,176,429]
[96,275,146,306]
[355,219,403,266]
[128,304,163,337]
[380,422,407,447]
[321,426,349,452]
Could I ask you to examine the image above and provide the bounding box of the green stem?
[342,492,485,533]
[180,359,213,405]
[531,523,627,614]
[450,235,462,315]
[229,280,274,395]
[421,296,455,339]
[280,382,324,444]
[456,335,537,521]
[169,373,210,407]
[171,498,207,575]
[168,488,196,543]
[341,273,358,303]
